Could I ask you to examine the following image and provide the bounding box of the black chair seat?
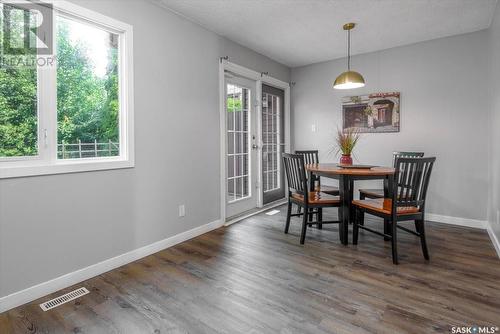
[352,198,420,215]
[359,188,384,199]
[292,191,340,206]
[316,185,340,195]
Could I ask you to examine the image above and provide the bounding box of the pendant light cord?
[347,28,351,71]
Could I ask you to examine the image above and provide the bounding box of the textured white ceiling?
[155,0,498,68]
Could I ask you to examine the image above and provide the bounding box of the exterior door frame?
[219,59,290,223]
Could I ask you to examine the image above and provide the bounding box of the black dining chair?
[352,156,436,264]
[295,150,340,224]
[359,151,424,200]
[282,153,342,244]
[295,150,339,196]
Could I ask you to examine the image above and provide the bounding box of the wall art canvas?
[342,92,400,133]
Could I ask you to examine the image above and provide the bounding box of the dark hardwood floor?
[1,205,499,333]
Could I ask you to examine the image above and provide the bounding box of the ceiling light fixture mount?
[333,22,365,90]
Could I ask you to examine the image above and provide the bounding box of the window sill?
[0,158,134,179]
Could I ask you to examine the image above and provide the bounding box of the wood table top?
[306,163,395,176]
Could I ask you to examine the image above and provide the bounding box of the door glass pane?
[262,92,280,192]
[227,83,250,203]
[56,15,120,159]
[0,4,38,158]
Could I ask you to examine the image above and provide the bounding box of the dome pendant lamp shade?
[334,23,365,90]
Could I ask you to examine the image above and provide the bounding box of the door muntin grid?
[262,93,281,193]
[227,83,251,203]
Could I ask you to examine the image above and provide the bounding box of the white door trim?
[219,59,290,223]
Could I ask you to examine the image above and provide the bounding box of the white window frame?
[0,0,134,178]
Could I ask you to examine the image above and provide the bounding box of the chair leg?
[391,219,399,265]
[337,207,343,243]
[359,193,366,226]
[284,202,292,234]
[417,219,430,260]
[300,206,308,244]
[308,208,314,222]
[353,208,359,245]
[383,219,390,241]
[318,208,323,229]
[296,206,302,214]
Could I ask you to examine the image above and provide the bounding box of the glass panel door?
[262,84,285,204]
[225,75,258,218]
[226,83,250,202]
[262,93,279,192]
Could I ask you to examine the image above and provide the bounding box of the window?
[226,83,250,202]
[0,1,134,178]
[0,4,38,158]
[262,92,280,192]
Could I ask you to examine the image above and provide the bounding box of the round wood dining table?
[305,164,396,245]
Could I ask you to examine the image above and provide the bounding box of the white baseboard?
[425,213,487,229]
[486,222,500,259]
[0,219,223,314]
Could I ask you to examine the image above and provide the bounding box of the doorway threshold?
[225,198,287,226]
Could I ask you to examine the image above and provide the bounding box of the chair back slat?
[392,151,424,167]
[283,153,308,197]
[295,150,319,165]
[394,157,436,209]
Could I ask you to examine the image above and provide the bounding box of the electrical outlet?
[311,124,317,132]
[179,205,185,217]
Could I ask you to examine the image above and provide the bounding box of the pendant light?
[333,23,365,90]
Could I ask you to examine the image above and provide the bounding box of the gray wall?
[0,0,289,298]
[488,3,500,239]
[291,31,490,221]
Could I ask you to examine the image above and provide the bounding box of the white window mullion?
[37,9,57,165]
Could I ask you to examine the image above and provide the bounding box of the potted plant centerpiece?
[335,128,360,165]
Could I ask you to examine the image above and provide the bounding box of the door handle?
[252,144,259,150]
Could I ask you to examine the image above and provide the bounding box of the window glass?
[56,15,119,159]
[0,4,38,158]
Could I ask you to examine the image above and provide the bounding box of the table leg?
[349,179,354,225]
[338,175,349,245]
[383,175,392,240]
[308,171,315,223]
[308,171,314,191]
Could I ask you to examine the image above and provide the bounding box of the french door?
[224,74,287,220]
[225,76,258,218]
[261,84,285,204]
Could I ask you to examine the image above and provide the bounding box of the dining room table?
[305,163,396,245]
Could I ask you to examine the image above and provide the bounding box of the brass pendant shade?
[333,70,365,89]
[334,23,365,90]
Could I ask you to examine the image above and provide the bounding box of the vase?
[340,154,353,165]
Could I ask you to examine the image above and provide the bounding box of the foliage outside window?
[0,5,38,157]
[56,16,119,159]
